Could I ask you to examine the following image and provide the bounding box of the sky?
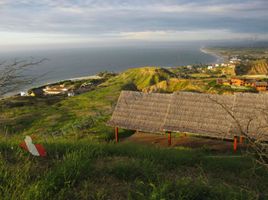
[0,0,268,48]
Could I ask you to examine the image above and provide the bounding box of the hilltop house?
[231,78,245,86]
[217,77,268,92]
[230,78,258,87]
[43,84,70,95]
[255,82,268,91]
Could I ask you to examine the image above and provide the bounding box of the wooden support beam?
[233,136,238,152]
[115,127,119,143]
[168,132,172,146]
[239,136,244,144]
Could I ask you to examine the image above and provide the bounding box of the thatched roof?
[163,92,234,139]
[108,91,268,140]
[230,93,268,141]
[108,91,172,133]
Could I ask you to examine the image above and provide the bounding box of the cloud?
[0,0,268,45]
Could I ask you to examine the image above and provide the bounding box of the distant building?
[68,91,75,97]
[218,76,268,92]
[255,82,268,91]
[231,78,245,86]
[230,57,241,64]
[186,65,193,70]
[244,79,256,87]
[43,84,69,95]
[20,92,27,96]
[216,79,223,85]
[207,66,213,70]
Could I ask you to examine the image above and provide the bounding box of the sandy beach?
[200,47,225,63]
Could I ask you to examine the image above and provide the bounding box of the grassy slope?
[0,67,173,137]
[236,59,268,75]
[143,78,255,94]
[1,140,267,200]
[0,67,267,199]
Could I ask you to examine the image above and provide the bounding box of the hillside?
[0,67,256,137]
[0,67,174,137]
[235,59,268,75]
[103,67,175,90]
[0,67,267,199]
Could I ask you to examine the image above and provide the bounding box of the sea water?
[0,44,217,95]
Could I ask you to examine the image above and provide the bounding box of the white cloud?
[120,30,268,41]
[0,0,267,46]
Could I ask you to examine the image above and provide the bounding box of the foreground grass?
[0,139,267,200]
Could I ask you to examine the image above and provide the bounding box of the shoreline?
[200,47,225,64]
[2,74,102,98]
[2,48,224,98]
[42,74,102,86]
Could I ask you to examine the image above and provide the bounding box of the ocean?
[0,44,217,95]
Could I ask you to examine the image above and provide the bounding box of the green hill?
[104,67,175,90]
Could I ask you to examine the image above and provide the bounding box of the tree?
[0,58,47,97]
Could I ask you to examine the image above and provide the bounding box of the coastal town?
[19,72,115,97]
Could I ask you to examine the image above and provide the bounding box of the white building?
[20,92,27,96]
[207,66,213,70]
[68,92,75,97]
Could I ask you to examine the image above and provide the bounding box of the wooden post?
[233,136,238,152]
[168,132,171,146]
[239,136,244,144]
[115,127,119,143]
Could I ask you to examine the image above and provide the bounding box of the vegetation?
[236,59,268,75]
[0,67,258,136]
[1,67,268,199]
[205,47,268,76]
[205,47,268,61]
[0,140,267,200]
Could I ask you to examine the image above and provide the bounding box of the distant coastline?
[2,45,217,97]
[200,47,225,63]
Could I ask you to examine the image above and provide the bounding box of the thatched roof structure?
[163,92,234,139]
[230,93,268,141]
[108,91,268,140]
[108,91,172,133]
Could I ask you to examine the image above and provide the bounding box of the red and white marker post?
[20,136,46,157]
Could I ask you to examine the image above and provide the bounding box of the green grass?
[1,67,268,199]
[0,140,267,200]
